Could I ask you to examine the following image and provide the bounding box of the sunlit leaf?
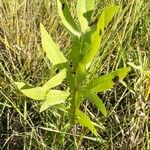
[40,90,70,112]
[81,5,119,65]
[15,82,46,100]
[57,0,81,37]
[102,5,119,27]
[15,82,30,89]
[77,0,95,32]
[81,0,97,23]
[82,89,107,116]
[80,29,95,57]
[76,109,98,136]
[76,63,88,85]
[86,67,131,93]
[42,69,66,91]
[71,29,95,68]
[83,11,94,23]
[40,24,67,65]
[71,37,82,68]
[81,11,105,65]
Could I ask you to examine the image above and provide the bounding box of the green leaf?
[15,82,30,89]
[84,0,95,13]
[57,0,81,37]
[76,63,88,85]
[42,69,66,91]
[80,29,96,57]
[102,5,119,27]
[76,109,98,136]
[81,11,104,65]
[15,82,46,100]
[71,29,95,68]
[81,5,119,65]
[71,37,82,68]
[82,90,107,116]
[77,0,95,32]
[40,90,70,112]
[87,67,131,93]
[83,10,94,23]
[40,24,67,65]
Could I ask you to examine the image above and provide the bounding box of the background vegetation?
[0,0,149,149]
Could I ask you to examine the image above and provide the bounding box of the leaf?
[81,11,105,65]
[81,5,119,65]
[15,82,30,89]
[86,67,131,93]
[83,10,94,23]
[80,29,96,57]
[84,0,95,14]
[71,29,95,69]
[57,0,81,37]
[77,0,95,32]
[40,90,70,112]
[82,89,107,116]
[15,82,46,100]
[40,24,67,65]
[71,37,82,68]
[102,5,119,27]
[76,63,88,85]
[115,67,131,80]
[76,109,98,136]
[42,69,66,91]
[66,69,75,90]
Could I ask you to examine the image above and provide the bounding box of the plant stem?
[72,86,77,125]
[71,69,79,149]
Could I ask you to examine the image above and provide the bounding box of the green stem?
[71,65,78,125]
[72,87,77,124]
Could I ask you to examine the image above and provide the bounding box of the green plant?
[15,0,130,137]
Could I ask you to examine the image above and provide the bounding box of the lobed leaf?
[15,82,46,100]
[42,69,66,91]
[77,0,95,32]
[71,29,95,68]
[40,90,70,112]
[82,89,107,116]
[80,29,96,57]
[86,67,131,93]
[57,0,81,37]
[102,5,119,27]
[15,82,30,89]
[81,10,105,65]
[81,5,119,65]
[71,37,82,68]
[76,109,98,136]
[40,24,67,65]
[76,63,88,85]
